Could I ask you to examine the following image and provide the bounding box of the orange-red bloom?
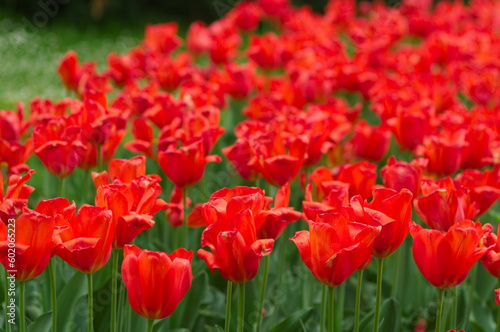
[53,205,113,274]
[480,225,500,278]
[414,177,479,231]
[291,213,381,287]
[410,219,489,289]
[351,188,413,259]
[0,209,63,281]
[381,156,428,197]
[121,244,193,320]
[32,118,87,178]
[158,137,221,188]
[197,187,275,283]
[0,170,35,223]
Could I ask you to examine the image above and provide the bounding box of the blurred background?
[0,0,463,110]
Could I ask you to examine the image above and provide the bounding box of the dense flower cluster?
[3,0,500,331]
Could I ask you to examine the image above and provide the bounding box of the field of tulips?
[3,0,500,331]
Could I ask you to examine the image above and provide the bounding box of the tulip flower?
[158,137,221,189]
[0,170,35,223]
[0,209,63,282]
[32,118,87,179]
[416,130,469,176]
[248,131,308,187]
[291,212,381,287]
[496,289,500,307]
[381,156,428,197]
[144,23,182,55]
[121,245,193,325]
[480,226,500,291]
[197,187,274,284]
[53,205,113,274]
[291,212,381,332]
[410,219,489,332]
[410,219,488,289]
[454,168,500,216]
[349,120,391,162]
[414,177,479,231]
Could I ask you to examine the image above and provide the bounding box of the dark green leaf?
[269,307,314,332]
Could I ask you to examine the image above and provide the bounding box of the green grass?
[0,10,145,110]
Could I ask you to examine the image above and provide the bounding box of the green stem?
[20,281,25,332]
[391,248,400,298]
[355,270,363,332]
[182,187,188,249]
[117,281,126,332]
[436,288,444,332]
[59,176,65,197]
[147,319,154,332]
[321,284,327,332]
[225,281,232,332]
[336,282,345,331]
[272,228,288,324]
[237,283,245,332]
[452,287,457,329]
[88,274,93,332]
[111,250,119,332]
[328,286,335,332]
[83,170,90,204]
[97,145,102,172]
[5,270,11,332]
[256,256,270,332]
[463,263,477,329]
[49,260,57,332]
[373,259,383,332]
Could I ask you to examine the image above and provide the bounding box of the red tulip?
[454,168,500,216]
[92,156,147,187]
[416,130,469,176]
[121,244,193,320]
[480,225,500,278]
[53,205,113,274]
[32,118,87,178]
[144,23,181,55]
[186,21,211,55]
[381,156,428,197]
[158,137,221,188]
[291,213,381,287]
[302,181,350,222]
[337,161,378,200]
[248,132,308,187]
[496,289,500,307]
[95,176,167,250]
[410,219,489,289]
[35,197,77,227]
[255,183,302,239]
[414,177,479,231]
[351,188,413,259]
[0,209,63,281]
[349,120,391,162]
[197,187,274,283]
[229,1,262,32]
[0,170,35,223]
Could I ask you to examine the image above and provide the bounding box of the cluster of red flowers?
[3,0,500,330]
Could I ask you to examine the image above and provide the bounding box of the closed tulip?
[121,244,193,320]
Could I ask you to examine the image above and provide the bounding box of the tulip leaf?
[359,297,400,332]
[28,312,52,332]
[378,297,401,332]
[169,270,209,330]
[56,272,87,332]
[269,307,314,332]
